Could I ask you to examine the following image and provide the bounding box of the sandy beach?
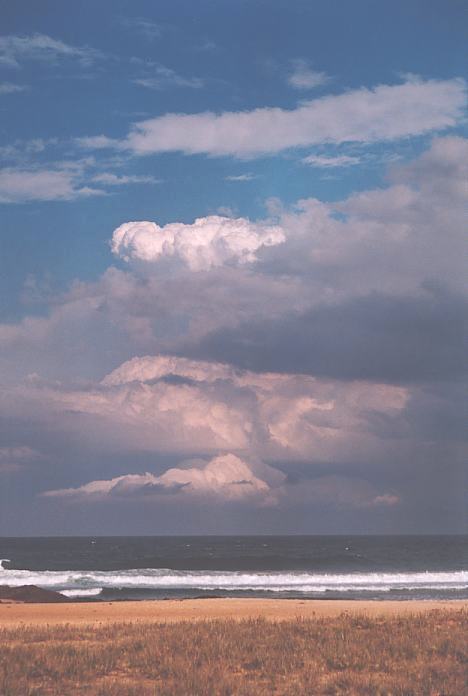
[1,597,466,626]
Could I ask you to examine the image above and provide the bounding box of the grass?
[0,610,466,695]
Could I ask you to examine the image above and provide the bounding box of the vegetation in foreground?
[0,610,466,695]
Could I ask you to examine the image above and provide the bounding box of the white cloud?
[393,135,468,202]
[302,154,361,167]
[0,138,59,164]
[268,136,467,297]
[102,354,239,387]
[0,82,27,94]
[91,173,160,186]
[119,17,163,39]
[0,33,103,68]
[43,453,271,502]
[134,65,204,90]
[34,368,254,453]
[372,494,400,506]
[287,60,329,90]
[10,353,407,464]
[76,135,122,150]
[42,454,399,510]
[0,167,104,203]
[111,216,285,270]
[225,173,256,181]
[94,78,467,158]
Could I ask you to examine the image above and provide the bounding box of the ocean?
[0,535,466,601]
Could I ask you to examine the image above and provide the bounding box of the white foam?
[61,588,103,598]
[0,564,466,595]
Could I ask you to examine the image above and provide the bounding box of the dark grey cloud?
[185,285,466,384]
[365,379,468,443]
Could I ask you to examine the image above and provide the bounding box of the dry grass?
[0,609,466,695]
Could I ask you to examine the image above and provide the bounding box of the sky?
[0,0,466,535]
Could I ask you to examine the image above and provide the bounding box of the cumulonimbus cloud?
[16,353,408,465]
[81,78,466,158]
[111,216,285,270]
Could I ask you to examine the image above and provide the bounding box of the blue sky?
[0,1,466,533]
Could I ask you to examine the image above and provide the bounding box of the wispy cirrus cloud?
[225,173,256,181]
[75,135,121,150]
[119,17,164,40]
[0,33,104,68]
[91,173,161,186]
[134,66,204,90]
[0,81,27,94]
[0,166,104,203]
[302,154,361,167]
[287,59,330,90]
[80,78,466,158]
[0,446,43,473]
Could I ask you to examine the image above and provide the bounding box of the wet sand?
[0,598,466,626]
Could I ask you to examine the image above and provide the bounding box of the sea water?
[0,535,466,601]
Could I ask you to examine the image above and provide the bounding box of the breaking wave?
[1,560,466,599]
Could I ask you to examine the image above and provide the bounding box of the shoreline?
[1,597,466,626]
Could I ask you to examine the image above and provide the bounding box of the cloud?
[392,135,468,202]
[42,451,399,511]
[0,135,464,529]
[0,167,105,203]
[372,494,399,506]
[261,137,467,299]
[0,138,50,162]
[5,353,408,466]
[119,17,163,39]
[91,173,160,186]
[188,286,467,384]
[0,137,464,376]
[101,353,241,387]
[287,60,330,90]
[302,154,361,167]
[281,475,401,510]
[76,135,122,150]
[0,82,27,94]
[134,66,204,90]
[0,154,164,202]
[111,216,285,270]
[0,33,103,68]
[0,138,464,369]
[0,446,43,473]
[43,454,271,502]
[225,173,256,181]
[283,475,400,509]
[84,78,466,158]
[42,454,400,511]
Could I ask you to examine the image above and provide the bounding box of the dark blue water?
[1,536,466,601]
